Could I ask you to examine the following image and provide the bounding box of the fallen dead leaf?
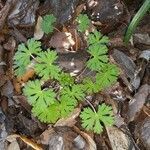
[73,126,97,150]
[49,31,75,53]
[7,140,20,150]
[13,68,35,93]
[40,127,55,145]
[106,126,135,150]
[34,16,44,40]
[143,105,150,117]
[17,68,35,83]
[7,134,43,150]
[54,108,81,127]
[127,84,150,122]
[135,117,150,149]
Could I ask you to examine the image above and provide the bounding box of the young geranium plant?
[13,14,119,133]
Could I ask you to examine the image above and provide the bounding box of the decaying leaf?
[34,16,44,40]
[54,108,81,127]
[139,50,150,61]
[74,126,97,150]
[8,0,39,26]
[127,84,150,122]
[6,134,43,150]
[135,117,150,149]
[49,32,75,53]
[7,140,20,150]
[112,49,141,90]
[106,126,136,150]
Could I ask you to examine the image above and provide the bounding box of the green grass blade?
[124,0,150,44]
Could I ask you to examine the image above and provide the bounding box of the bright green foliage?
[13,25,119,133]
[23,80,58,123]
[83,78,98,94]
[86,31,109,71]
[86,46,109,71]
[35,50,61,80]
[32,101,60,123]
[95,63,119,90]
[41,14,56,34]
[59,95,77,117]
[58,73,74,86]
[76,14,90,32]
[61,84,85,101]
[87,30,109,46]
[13,38,41,76]
[23,80,56,105]
[83,63,119,94]
[80,103,114,134]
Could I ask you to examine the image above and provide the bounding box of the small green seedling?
[41,14,56,34]
[80,103,114,134]
[13,14,119,133]
[76,14,90,32]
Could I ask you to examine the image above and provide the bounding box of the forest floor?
[0,0,149,150]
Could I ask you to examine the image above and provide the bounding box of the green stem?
[124,0,150,44]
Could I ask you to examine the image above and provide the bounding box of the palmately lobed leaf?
[88,30,109,46]
[88,45,108,56]
[82,78,95,94]
[97,103,114,126]
[41,14,56,34]
[95,63,119,90]
[23,80,56,106]
[86,31,109,71]
[13,38,41,76]
[58,72,74,86]
[35,50,61,80]
[80,107,104,133]
[86,55,108,71]
[61,84,85,101]
[77,14,90,32]
[80,103,114,134]
[32,101,60,123]
[59,95,77,117]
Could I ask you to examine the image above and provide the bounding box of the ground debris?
[135,117,150,149]
[8,0,39,27]
[0,0,17,30]
[112,49,141,90]
[127,84,150,122]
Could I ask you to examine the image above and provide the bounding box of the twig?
[85,98,96,113]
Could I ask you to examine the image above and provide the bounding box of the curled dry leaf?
[34,16,44,40]
[17,68,35,83]
[7,140,20,150]
[139,50,150,61]
[40,127,55,145]
[13,68,35,93]
[8,0,39,26]
[73,135,86,150]
[13,95,31,113]
[54,108,81,127]
[6,134,43,150]
[127,84,150,122]
[112,49,141,90]
[133,33,150,45]
[49,32,75,53]
[1,80,14,98]
[135,117,150,149]
[40,126,79,149]
[0,45,7,87]
[106,126,137,150]
[0,0,16,30]
[74,127,97,150]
